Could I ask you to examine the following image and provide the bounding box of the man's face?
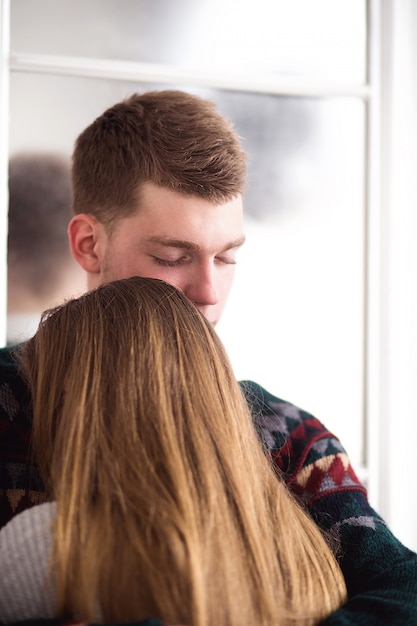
[92,182,245,325]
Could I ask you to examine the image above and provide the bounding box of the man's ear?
[68,214,104,274]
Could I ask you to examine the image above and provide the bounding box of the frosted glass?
[11,0,366,82]
[9,74,365,470]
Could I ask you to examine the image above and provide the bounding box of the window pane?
[215,92,366,470]
[11,0,367,82]
[9,74,365,469]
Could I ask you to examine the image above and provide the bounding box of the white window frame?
[369,0,417,549]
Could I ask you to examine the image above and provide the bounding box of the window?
[2,0,416,549]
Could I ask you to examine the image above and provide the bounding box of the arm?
[319,493,417,625]
[0,345,47,530]
[240,379,417,625]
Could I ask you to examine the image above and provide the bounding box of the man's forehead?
[114,183,245,250]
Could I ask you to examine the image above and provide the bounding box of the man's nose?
[182,262,218,307]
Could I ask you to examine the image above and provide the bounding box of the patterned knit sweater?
[1,346,416,625]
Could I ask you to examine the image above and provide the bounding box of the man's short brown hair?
[72,90,247,227]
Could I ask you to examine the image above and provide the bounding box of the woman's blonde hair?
[18,277,346,625]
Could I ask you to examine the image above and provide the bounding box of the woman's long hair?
[18,276,347,625]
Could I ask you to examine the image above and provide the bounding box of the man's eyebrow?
[147,235,246,252]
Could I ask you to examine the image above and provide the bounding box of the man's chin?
[201,313,218,327]
[195,307,219,327]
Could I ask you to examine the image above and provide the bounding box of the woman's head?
[18,276,346,625]
[22,276,240,486]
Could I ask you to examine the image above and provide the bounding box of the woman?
[0,277,346,625]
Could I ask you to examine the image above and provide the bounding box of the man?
[1,90,416,624]
[68,89,246,327]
